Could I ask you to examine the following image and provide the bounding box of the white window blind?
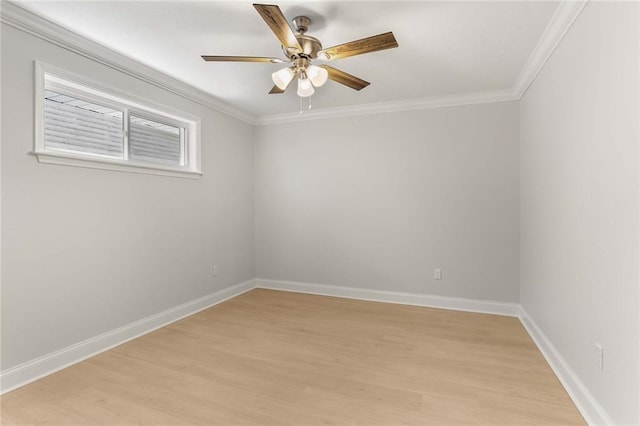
[34,63,201,179]
[129,115,182,166]
[44,90,124,158]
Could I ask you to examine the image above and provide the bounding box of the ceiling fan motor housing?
[283,16,322,59]
[287,34,322,59]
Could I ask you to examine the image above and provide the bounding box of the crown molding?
[0,0,258,125]
[513,0,588,98]
[254,0,588,126]
[255,89,520,126]
[1,0,587,127]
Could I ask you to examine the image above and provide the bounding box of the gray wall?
[520,2,639,424]
[3,4,639,423]
[255,102,520,302]
[1,25,256,370]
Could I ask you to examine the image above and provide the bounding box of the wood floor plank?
[1,289,585,425]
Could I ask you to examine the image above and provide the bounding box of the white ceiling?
[16,1,560,117]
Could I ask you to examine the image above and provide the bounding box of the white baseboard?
[1,277,612,426]
[256,278,520,317]
[0,279,255,395]
[258,279,610,424]
[518,307,613,426]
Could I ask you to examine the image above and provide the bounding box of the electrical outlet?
[433,268,442,280]
[213,265,218,277]
[595,343,604,370]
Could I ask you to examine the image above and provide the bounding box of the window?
[34,62,201,178]
[44,90,125,159]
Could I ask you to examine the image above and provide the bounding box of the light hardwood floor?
[1,289,585,425]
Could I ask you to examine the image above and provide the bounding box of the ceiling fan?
[201,3,399,98]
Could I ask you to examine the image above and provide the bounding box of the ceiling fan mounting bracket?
[292,15,311,34]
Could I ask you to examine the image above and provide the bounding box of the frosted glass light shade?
[271,67,295,90]
[297,77,315,97]
[307,65,328,87]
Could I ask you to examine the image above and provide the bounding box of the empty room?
[1,0,638,424]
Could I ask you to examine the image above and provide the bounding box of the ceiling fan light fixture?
[307,65,328,87]
[202,4,398,100]
[297,75,315,97]
[272,66,295,90]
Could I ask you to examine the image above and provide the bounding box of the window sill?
[31,151,202,179]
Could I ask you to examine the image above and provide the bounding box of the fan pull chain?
[298,97,313,116]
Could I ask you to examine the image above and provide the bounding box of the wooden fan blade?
[253,4,303,54]
[318,32,398,61]
[269,85,285,94]
[201,55,284,63]
[321,65,370,91]
[269,73,297,94]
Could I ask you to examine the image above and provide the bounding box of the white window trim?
[34,61,202,179]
